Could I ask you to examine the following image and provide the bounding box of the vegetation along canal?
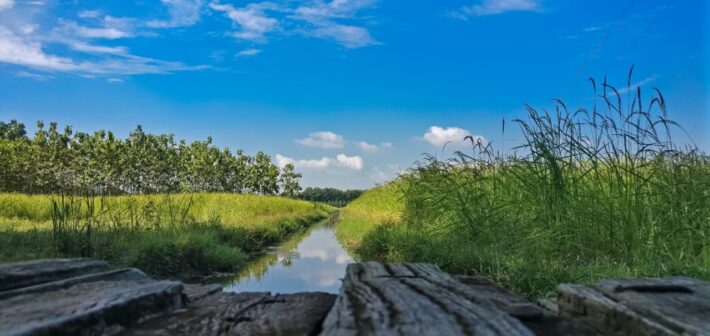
[221,219,352,294]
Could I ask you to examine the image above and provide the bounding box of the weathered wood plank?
[455,276,597,336]
[0,280,184,336]
[592,277,710,335]
[0,258,108,292]
[557,283,677,336]
[320,262,534,336]
[182,283,223,302]
[120,291,336,336]
[0,268,149,300]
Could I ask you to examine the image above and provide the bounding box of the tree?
[0,120,27,140]
[279,163,302,197]
[0,120,302,195]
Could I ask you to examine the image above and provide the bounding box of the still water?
[222,222,353,294]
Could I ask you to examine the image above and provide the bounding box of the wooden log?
[0,268,149,300]
[120,291,336,336]
[0,258,108,292]
[320,262,534,336]
[455,276,596,336]
[557,283,677,336]
[592,277,710,335]
[0,280,184,336]
[181,283,223,302]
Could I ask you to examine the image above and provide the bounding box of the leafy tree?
[0,120,302,196]
[279,163,302,197]
[296,187,364,206]
[0,120,27,140]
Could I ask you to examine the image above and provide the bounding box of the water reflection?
[222,223,353,294]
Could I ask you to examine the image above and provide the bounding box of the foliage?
[297,187,365,207]
[0,193,334,278]
[279,163,303,197]
[337,77,710,298]
[0,121,300,195]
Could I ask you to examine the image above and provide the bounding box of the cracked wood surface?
[558,277,710,336]
[0,258,108,292]
[0,280,184,336]
[120,291,336,336]
[320,262,535,336]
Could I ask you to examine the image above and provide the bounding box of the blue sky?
[0,0,707,189]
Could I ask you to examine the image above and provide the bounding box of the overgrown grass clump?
[0,193,333,279]
[338,78,710,298]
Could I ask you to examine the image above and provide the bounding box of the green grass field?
[336,91,710,299]
[0,193,333,279]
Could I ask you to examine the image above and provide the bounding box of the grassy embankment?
[0,193,333,278]
[337,87,710,299]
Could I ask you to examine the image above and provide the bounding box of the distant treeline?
[0,120,302,195]
[296,187,364,207]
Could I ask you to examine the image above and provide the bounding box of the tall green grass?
[0,193,333,279]
[338,78,710,298]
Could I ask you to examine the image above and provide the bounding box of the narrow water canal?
[222,221,353,294]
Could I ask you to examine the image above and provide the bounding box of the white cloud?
[336,154,363,170]
[310,23,376,49]
[276,154,331,169]
[15,70,54,81]
[69,42,128,54]
[617,75,658,94]
[294,0,378,48]
[0,25,204,75]
[147,0,204,28]
[423,126,486,147]
[236,48,261,57]
[61,19,133,39]
[209,2,280,42]
[368,163,400,184]
[276,153,363,171]
[0,0,13,11]
[78,10,101,19]
[294,0,375,22]
[356,141,392,153]
[0,26,76,71]
[107,77,123,83]
[455,0,541,18]
[296,131,345,149]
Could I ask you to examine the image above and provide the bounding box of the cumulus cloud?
[147,0,204,28]
[336,154,363,170]
[356,141,392,153]
[296,131,346,149]
[236,48,261,57]
[276,153,363,171]
[452,0,541,19]
[209,2,280,42]
[423,126,486,147]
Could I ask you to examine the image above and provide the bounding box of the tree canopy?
[296,187,364,207]
[0,120,301,195]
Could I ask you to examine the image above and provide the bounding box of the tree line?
[296,187,364,207]
[0,120,302,196]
